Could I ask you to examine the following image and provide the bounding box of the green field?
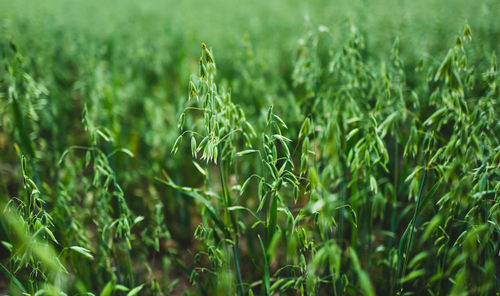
[0,0,499,295]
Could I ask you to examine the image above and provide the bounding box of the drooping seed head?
[201,42,214,64]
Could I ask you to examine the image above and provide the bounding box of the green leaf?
[0,263,26,293]
[240,176,253,196]
[99,281,113,296]
[258,235,270,294]
[401,269,426,283]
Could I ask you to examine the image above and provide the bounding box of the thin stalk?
[350,171,359,248]
[399,167,427,291]
[393,122,399,206]
[390,124,399,295]
[218,156,244,296]
[366,194,373,271]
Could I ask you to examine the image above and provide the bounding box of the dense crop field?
[0,0,499,295]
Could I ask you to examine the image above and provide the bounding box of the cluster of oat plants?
[1,0,499,295]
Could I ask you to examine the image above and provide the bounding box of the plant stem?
[218,156,244,296]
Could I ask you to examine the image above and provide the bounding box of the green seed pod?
[188,81,197,100]
[459,56,467,69]
[191,136,197,158]
[10,40,17,52]
[302,136,309,155]
[35,220,42,231]
[199,58,206,78]
[171,135,182,154]
[300,154,308,175]
[463,24,472,40]
[416,58,424,71]
[201,42,214,64]
[491,54,497,73]
[299,118,310,139]
[178,112,185,129]
[293,185,299,201]
[266,105,273,126]
[197,136,208,153]
[456,36,463,49]
[300,253,307,270]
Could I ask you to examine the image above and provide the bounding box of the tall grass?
[1,0,499,295]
